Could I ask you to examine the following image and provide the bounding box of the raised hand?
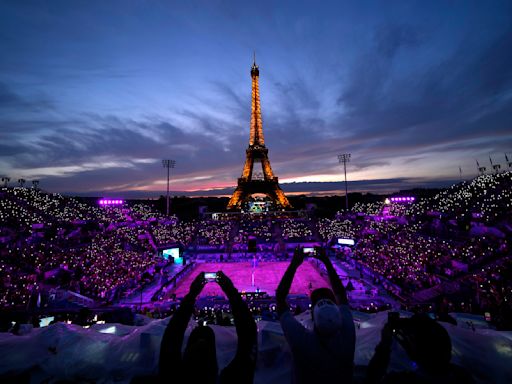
[216,270,235,291]
[189,272,206,297]
[291,248,305,268]
[312,247,329,263]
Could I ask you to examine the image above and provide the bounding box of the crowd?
[409,172,512,224]
[280,218,315,241]
[237,218,274,243]
[317,218,357,241]
[196,220,233,246]
[152,221,197,246]
[0,171,511,333]
[154,250,475,384]
[0,188,192,308]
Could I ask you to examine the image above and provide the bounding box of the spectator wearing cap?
[276,247,356,384]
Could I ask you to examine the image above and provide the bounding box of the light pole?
[338,153,351,211]
[162,160,176,216]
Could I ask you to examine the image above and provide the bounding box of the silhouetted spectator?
[366,313,474,384]
[276,247,355,384]
[159,271,257,384]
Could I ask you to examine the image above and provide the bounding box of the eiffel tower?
[227,57,292,210]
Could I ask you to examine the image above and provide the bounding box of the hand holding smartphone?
[204,272,218,282]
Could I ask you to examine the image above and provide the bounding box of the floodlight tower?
[1,177,10,187]
[506,153,512,169]
[489,155,501,174]
[476,160,486,175]
[338,153,351,211]
[18,178,26,188]
[32,180,39,190]
[162,159,176,216]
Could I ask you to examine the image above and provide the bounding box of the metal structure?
[1,177,10,187]
[489,155,501,174]
[162,159,176,216]
[476,160,486,175]
[17,178,26,188]
[338,153,351,211]
[506,153,512,169]
[227,56,291,210]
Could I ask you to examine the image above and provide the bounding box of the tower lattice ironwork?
[227,57,292,210]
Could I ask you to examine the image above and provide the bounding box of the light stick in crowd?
[162,159,176,216]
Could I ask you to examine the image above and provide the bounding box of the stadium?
[2,170,512,383]
[1,2,512,383]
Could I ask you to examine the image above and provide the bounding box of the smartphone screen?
[39,316,54,328]
[204,272,217,281]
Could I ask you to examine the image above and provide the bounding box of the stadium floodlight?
[489,155,501,174]
[506,153,512,169]
[32,180,39,190]
[476,159,486,175]
[18,178,26,188]
[162,159,176,216]
[338,153,351,211]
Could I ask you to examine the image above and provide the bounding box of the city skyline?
[1,1,512,197]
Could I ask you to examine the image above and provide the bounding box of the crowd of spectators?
[317,218,356,241]
[1,172,511,331]
[151,221,197,246]
[237,218,274,243]
[196,220,233,246]
[0,187,192,309]
[280,218,315,241]
[409,172,512,224]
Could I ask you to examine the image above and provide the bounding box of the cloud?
[0,82,54,112]
[63,177,461,199]
[1,3,512,196]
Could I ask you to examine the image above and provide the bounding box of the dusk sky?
[1,0,511,197]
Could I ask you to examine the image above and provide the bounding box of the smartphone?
[39,316,55,328]
[303,247,315,255]
[204,272,217,282]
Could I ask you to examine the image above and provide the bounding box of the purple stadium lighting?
[98,198,124,206]
[389,196,415,203]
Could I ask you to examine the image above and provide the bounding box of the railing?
[151,262,195,301]
[53,289,96,307]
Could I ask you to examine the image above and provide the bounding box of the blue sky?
[1,0,511,197]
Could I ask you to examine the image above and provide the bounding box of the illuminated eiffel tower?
[227,56,292,210]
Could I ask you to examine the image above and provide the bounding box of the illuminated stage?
[173,261,331,298]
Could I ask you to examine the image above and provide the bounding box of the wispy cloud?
[0,1,511,196]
